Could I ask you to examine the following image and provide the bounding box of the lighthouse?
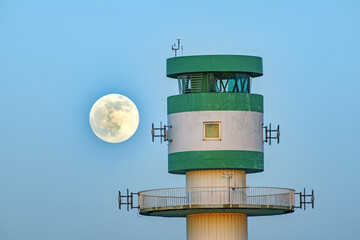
[119,54,314,240]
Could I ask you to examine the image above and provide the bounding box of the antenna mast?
[172,39,181,57]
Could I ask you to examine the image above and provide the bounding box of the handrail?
[139,186,295,193]
[139,186,295,210]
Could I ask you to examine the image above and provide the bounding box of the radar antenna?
[263,123,280,145]
[295,188,315,210]
[118,189,139,211]
[152,122,172,143]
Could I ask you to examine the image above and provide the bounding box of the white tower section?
[168,111,263,153]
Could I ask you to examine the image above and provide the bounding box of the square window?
[203,122,221,140]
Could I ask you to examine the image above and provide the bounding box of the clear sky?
[1,0,359,239]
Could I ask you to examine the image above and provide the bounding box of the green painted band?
[166,55,263,78]
[167,93,263,114]
[168,150,264,174]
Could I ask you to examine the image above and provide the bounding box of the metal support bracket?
[295,188,315,210]
[118,189,139,211]
[151,121,172,143]
[263,123,280,145]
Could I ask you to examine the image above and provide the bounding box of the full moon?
[89,94,139,143]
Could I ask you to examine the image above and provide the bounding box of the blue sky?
[1,0,359,239]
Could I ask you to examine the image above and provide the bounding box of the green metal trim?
[167,55,263,78]
[167,93,263,114]
[139,206,294,217]
[168,150,264,174]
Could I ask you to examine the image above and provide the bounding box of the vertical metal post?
[118,191,121,209]
[155,190,158,210]
[138,193,142,209]
[312,190,315,209]
[127,189,129,211]
[130,192,133,209]
[228,179,231,205]
[303,188,306,210]
[189,187,191,208]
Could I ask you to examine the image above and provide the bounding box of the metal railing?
[139,186,295,210]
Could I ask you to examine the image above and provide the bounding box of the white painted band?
[168,111,263,154]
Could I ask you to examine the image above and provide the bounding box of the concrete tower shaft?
[187,213,247,240]
[186,170,246,188]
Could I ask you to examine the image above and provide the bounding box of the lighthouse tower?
[166,55,266,239]
[119,54,314,240]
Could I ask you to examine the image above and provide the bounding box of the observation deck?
[138,186,295,217]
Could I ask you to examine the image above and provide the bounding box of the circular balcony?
[138,186,295,217]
